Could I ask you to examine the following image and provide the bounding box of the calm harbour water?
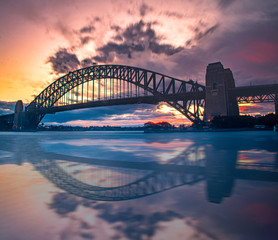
[0,131,278,240]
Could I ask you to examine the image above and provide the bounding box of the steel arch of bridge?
[31,143,206,201]
[26,65,205,123]
[34,159,205,201]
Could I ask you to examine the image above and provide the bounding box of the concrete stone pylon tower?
[13,100,24,130]
[204,62,239,121]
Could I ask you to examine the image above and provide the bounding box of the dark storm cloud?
[47,17,184,74]
[93,42,142,62]
[93,20,183,62]
[122,20,156,42]
[47,48,80,74]
[47,18,100,74]
[149,41,184,56]
[112,34,123,42]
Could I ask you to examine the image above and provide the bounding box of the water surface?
[0,131,278,240]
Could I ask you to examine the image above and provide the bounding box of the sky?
[0,0,278,126]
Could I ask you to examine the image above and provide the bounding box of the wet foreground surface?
[0,131,278,240]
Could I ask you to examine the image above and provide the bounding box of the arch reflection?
[0,133,277,203]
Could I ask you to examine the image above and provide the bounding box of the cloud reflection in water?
[0,131,278,240]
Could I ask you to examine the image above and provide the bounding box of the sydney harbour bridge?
[0,62,278,130]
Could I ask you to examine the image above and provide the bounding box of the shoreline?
[144,127,275,133]
[0,127,275,133]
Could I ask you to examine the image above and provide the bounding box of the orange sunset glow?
[1,0,278,126]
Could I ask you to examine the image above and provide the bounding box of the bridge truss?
[228,84,278,112]
[237,93,278,104]
[26,65,205,124]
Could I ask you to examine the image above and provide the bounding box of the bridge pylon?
[275,93,278,115]
[204,62,239,121]
[13,101,39,131]
[13,100,24,131]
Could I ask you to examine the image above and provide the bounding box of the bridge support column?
[22,111,39,130]
[204,62,239,121]
[275,93,278,115]
[13,100,39,131]
[13,100,24,131]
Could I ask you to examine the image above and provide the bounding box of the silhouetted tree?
[144,121,174,129]
[255,113,278,127]
[211,115,255,128]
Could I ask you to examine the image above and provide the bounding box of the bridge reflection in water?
[1,132,277,204]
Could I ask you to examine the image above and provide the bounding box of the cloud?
[239,103,274,115]
[80,233,94,239]
[41,102,191,127]
[80,36,93,46]
[53,21,77,43]
[139,2,153,17]
[149,41,183,56]
[80,25,95,34]
[164,10,184,19]
[93,20,151,61]
[47,48,80,74]
[0,0,47,25]
[80,58,94,68]
[194,24,219,42]
[42,104,162,123]
[94,204,183,240]
[217,0,236,9]
[94,42,140,62]
[0,101,16,115]
[41,0,278,123]
[205,12,278,85]
[92,20,184,62]
[123,20,156,42]
[47,191,193,240]
[47,17,185,73]
[48,192,80,216]
[185,22,220,48]
[169,48,208,80]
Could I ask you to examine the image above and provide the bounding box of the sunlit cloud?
[239,103,275,116]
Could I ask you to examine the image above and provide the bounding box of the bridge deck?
[229,84,278,97]
[37,92,206,114]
